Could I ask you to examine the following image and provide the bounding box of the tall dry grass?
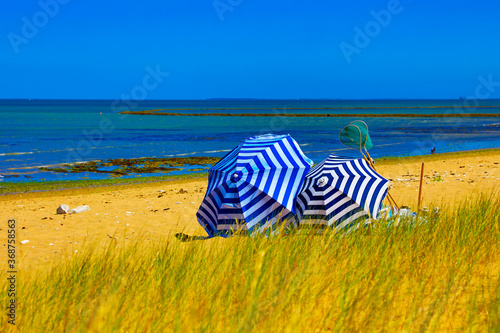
[2,193,499,332]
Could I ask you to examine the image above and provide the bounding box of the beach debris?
[176,202,181,204]
[50,243,54,246]
[20,240,29,244]
[179,188,188,194]
[57,204,70,214]
[70,205,90,214]
[190,202,197,204]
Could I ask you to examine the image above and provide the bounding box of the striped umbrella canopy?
[296,155,389,231]
[197,134,313,237]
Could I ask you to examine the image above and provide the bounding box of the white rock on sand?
[70,205,90,214]
[56,204,70,214]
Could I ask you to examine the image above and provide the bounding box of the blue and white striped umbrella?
[197,134,313,237]
[296,155,389,231]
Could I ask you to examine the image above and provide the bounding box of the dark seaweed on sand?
[39,156,220,176]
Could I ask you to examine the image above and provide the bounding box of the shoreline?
[1,148,499,196]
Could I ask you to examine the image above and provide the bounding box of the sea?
[1,99,499,183]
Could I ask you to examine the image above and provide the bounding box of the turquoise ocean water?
[0,99,499,182]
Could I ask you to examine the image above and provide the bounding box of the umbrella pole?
[418,162,425,212]
[363,152,400,210]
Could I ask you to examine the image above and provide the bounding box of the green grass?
[431,175,444,182]
[2,193,499,332]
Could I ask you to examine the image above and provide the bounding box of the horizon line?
[1,97,500,101]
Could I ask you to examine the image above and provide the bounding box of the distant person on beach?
[431,147,436,154]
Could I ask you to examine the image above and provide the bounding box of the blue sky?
[2,0,500,99]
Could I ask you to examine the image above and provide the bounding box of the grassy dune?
[3,193,499,332]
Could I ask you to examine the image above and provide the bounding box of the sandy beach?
[1,149,499,270]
